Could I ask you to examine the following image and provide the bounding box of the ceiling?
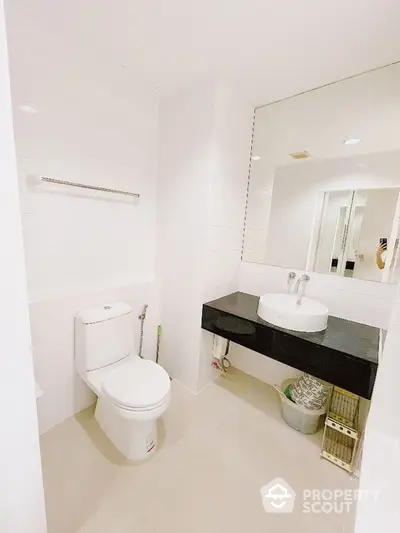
[5,0,400,106]
[252,63,400,167]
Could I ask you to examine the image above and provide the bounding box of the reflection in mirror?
[312,188,400,282]
[243,62,400,284]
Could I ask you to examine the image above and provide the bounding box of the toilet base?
[95,394,169,461]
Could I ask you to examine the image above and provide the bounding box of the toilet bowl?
[75,302,170,461]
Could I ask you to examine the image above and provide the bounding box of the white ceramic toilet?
[75,302,171,461]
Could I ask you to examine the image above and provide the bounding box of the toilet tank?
[75,302,134,372]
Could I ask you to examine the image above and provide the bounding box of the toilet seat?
[102,357,170,411]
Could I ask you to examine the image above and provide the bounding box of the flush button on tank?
[104,305,112,310]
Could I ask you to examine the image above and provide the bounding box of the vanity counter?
[202,292,379,399]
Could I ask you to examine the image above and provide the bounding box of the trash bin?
[274,378,327,434]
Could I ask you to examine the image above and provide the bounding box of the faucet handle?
[287,272,296,294]
[296,274,310,305]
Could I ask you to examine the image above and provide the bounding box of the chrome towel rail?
[40,176,140,198]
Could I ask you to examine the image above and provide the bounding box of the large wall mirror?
[243,63,400,283]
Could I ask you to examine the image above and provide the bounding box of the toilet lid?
[102,358,170,410]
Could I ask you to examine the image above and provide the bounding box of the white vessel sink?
[257,293,328,333]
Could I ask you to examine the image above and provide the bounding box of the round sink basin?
[257,293,328,333]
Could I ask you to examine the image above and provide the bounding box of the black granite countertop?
[204,292,379,365]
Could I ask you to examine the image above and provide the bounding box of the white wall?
[0,3,47,530]
[7,39,159,299]
[157,83,215,392]
[243,158,273,263]
[6,5,160,433]
[355,285,400,531]
[157,81,253,393]
[353,188,399,282]
[204,82,253,303]
[199,82,253,391]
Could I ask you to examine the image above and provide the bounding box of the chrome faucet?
[294,274,310,305]
[287,271,296,294]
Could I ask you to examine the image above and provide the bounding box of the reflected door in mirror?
[313,188,400,282]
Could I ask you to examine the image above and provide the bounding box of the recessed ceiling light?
[19,104,37,115]
[343,138,361,145]
[251,156,261,161]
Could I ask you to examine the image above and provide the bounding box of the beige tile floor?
[40,369,359,533]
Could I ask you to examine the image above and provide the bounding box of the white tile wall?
[157,222,207,391]
[203,82,253,302]
[158,81,253,393]
[199,82,253,391]
[157,83,215,392]
[6,12,159,300]
[6,15,161,432]
[13,83,159,299]
[245,189,273,229]
[0,6,46,529]
[243,155,274,263]
[355,286,400,532]
[228,343,302,386]
[242,228,269,264]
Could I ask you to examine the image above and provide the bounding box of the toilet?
[75,302,171,461]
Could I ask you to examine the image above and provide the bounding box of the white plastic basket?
[274,378,328,435]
